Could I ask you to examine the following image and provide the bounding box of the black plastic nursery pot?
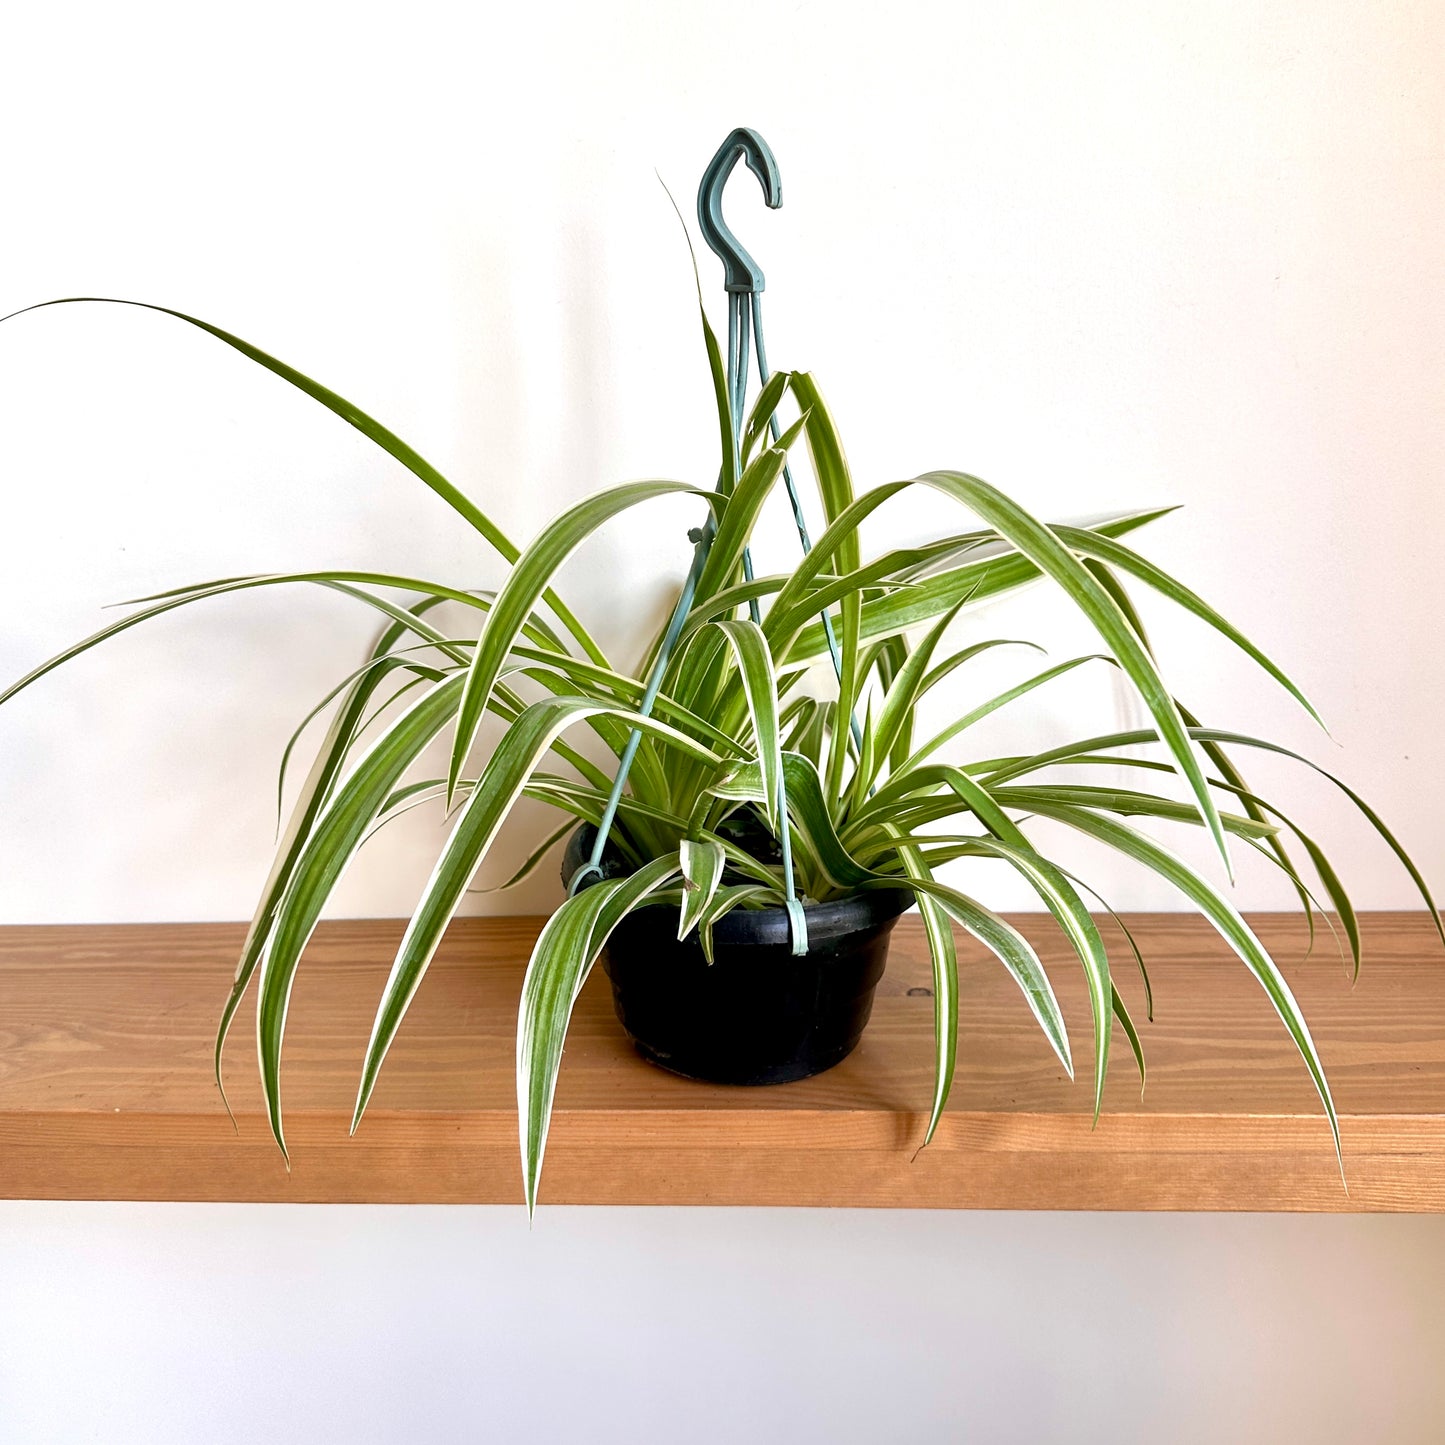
[562,826,914,1086]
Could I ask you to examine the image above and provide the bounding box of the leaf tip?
[349,1076,377,1139]
[216,1080,239,1135]
[1212,824,1237,886]
[266,1103,291,1169]
[916,1107,944,1160]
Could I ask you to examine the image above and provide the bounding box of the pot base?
[627,1034,865,1087]
[597,896,904,1087]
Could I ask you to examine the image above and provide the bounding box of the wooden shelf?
[2,913,1444,1209]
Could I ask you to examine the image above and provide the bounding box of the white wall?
[4,1204,1445,1445]
[2,2,1444,1441]
[1,0,1442,923]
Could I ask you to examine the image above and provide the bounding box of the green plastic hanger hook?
[697,128,782,294]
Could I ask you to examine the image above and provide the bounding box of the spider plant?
[2,293,1438,1218]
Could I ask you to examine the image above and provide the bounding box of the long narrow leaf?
[0,297,608,664]
[789,376,861,801]
[1021,799,1341,1169]
[777,503,1176,661]
[982,725,1444,947]
[707,620,783,828]
[947,834,1112,1123]
[0,570,482,709]
[1112,985,1147,1094]
[740,370,793,467]
[1056,526,1325,728]
[901,655,1113,776]
[275,649,450,829]
[992,783,1280,840]
[893,875,1073,1081]
[910,471,1231,876]
[887,834,960,1148]
[353,698,724,1132]
[1013,754,1359,976]
[473,816,580,895]
[448,479,716,801]
[857,603,966,800]
[696,883,784,964]
[518,855,681,1214]
[255,674,467,1157]
[678,837,727,941]
[695,415,808,602]
[710,750,871,892]
[215,655,436,1120]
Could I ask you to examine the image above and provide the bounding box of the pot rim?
[560,824,914,948]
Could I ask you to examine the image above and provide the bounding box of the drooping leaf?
[695,883,783,964]
[885,833,959,1149]
[678,837,727,941]
[214,648,443,1120]
[517,855,681,1215]
[1013,754,1359,978]
[1112,985,1147,1095]
[0,297,607,664]
[904,471,1231,876]
[944,834,1112,1124]
[352,698,724,1134]
[982,725,1444,948]
[890,874,1073,1082]
[1056,526,1325,728]
[278,655,450,828]
[0,570,481,710]
[447,479,719,801]
[1019,798,1341,1169]
[255,674,467,1157]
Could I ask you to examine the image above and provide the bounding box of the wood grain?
[3,912,1444,1209]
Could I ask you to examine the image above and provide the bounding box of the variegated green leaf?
[707,619,783,828]
[1055,525,1325,728]
[982,725,1443,948]
[885,833,959,1149]
[352,698,724,1135]
[695,883,782,964]
[448,479,718,801]
[678,837,727,941]
[518,856,680,1215]
[256,673,467,1157]
[891,874,1073,1081]
[1019,798,1341,1170]
[0,296,606,664]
